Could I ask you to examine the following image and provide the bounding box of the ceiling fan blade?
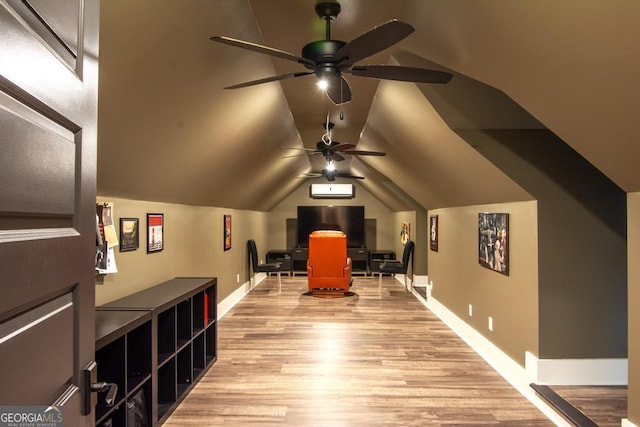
[340,150,386,156]
[325,76,352,105]
[225,71,313,89]
[281,153,314,159]
[278,146,316,153]
[335,172,365,179]
[329,153,346,162]
[335,20,414,66]
[347,65,453,83]
[210,36,316,67]
[332,143,356,152]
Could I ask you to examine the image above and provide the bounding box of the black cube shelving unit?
[96,277,217,426]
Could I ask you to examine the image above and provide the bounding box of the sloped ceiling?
[97,0,640,212]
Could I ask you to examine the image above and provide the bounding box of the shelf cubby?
[192,291,205,334]
[176,299,191,349]
[127,322,152,393]
[157,307,175,366]
[157,357,176,420]
[127,379,152,427]
[192,332,205,379]
[205,324,217,365]
[95,336,126,421]
[176,344,192,399]
[205,285,216,326]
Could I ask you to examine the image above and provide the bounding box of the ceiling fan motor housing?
[302,40,347,73]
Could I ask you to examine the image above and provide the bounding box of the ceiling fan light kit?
[210,0,453,105]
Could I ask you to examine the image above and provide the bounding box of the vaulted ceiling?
[97,0,640,212]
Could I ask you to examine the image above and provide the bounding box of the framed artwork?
[119,217,139,252]
[147,213,164,253]
[429,215,438,251]
[223,214,232,251]
[400,222,410,245]
[478,212,509,275]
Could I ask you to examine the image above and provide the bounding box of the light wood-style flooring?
[165,276,626,426]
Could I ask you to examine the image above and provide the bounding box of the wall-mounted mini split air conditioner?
[309,183,355,199]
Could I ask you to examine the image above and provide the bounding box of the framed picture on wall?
[224,214,232,251]
[400,222,410,245]
[119,217,139,252]
[429,215,438,251]
[478,212,509,275]
[147,213,164,253]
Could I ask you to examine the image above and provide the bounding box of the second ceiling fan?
[281,121,386,162]
[210,1,453,105]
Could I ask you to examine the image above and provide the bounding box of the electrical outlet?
[236,274,240,283]
[488,316,494,331]
[468,304,473,317]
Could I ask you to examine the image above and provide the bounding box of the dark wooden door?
[0,0,99,425]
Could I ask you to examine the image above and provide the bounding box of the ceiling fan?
[210,1,453,104]
[302,168,365,182]
[282,121,386,162]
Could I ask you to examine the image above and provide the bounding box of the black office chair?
[378,240,414,291]
[247,239,282,292]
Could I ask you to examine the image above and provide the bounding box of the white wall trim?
[622,418,638,427]
[421,294,572,426]
[526,352,628,386]
[217,273,266,320]
[413,274,429,287]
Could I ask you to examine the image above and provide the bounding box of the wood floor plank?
[164,277,622,426]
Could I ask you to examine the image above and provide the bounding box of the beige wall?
[95,197,268,306]
[628,193,640,424]
[267,178,395,251]
[428,201,539,366]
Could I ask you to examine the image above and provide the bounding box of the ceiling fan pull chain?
[322,111,332,146]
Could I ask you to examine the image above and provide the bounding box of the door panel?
[0,0,99,424]
[0,293,74,404]
[4,0,80,71]
[0,90,76,223]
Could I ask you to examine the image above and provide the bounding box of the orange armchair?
[307,230,352,294]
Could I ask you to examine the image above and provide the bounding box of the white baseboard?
[413,274,429,287]
[422,295,572,426]
[217,274,264,320]
[622,418,638,427]
[526,352,627,386]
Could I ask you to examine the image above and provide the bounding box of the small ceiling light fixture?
[326,160,336,171]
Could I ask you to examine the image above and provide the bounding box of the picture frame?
[400,222,410,245]
[429,215,438,251]
[478,212,509,275]
[119,217,139,252]
[223,214,232,251]
[147,213,164,253]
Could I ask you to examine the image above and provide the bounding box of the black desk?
[266,250,292,275]
[369,250,396,274]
